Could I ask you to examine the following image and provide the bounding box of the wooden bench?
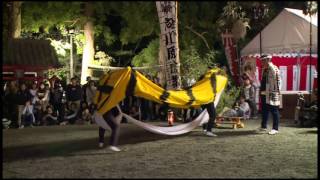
[215,116,244,129]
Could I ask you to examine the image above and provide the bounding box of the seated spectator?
[129,105,140,120]
[61,102,78,125]
[33,102,44,126]
[42,105,59,126]
[76,101,92,125]
[21,101,35,127]
[221,96,250,118]
[36,82,49,112]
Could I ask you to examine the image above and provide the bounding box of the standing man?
[66,77,82,113]
[16,83,33,128]
[51,82,65,123]
[257,54,282,135]
[82,76,91,103]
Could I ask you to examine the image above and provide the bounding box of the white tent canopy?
[241,8,318,56]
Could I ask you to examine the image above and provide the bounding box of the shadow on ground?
[3,129,182,163]
[190,130,258,138]
[298,129,318,134]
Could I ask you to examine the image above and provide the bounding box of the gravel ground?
[3,119,318,178]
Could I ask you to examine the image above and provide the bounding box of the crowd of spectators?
[5,70,247,129]
[2,74,180,129]
[3,76,96,129]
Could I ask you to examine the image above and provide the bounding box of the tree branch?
[133,38,142,54]
[64,18,81,26]
[184,25,211,50]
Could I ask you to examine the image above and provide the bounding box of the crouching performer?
[92,104,122,152]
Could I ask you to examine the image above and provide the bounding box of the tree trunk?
[8,1,22,39]
[80,1,95,85]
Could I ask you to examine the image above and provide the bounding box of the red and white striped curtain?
[252,56,318,91]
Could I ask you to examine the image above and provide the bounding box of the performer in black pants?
[98,106,121,151]
[202,102,218,137]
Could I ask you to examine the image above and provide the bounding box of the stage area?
[3,119,317,178]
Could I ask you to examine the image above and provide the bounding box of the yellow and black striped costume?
[94,67,228,115]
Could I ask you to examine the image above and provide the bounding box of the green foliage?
[180,45,219,87]
[102,26,117,46]
[117,2,159,45]
[217,1,250,34]
[47,67,69,81]
[21,2,81,33]
[94,51,114,66]
[47,38,71,73]
[15,1,315,84]
[132,38,159,76]
[74,33,85,54]
[216,86,240,115]
[177,2,228,59]
[48,38,71,57]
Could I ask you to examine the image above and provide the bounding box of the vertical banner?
[221,29,239,85]
[156,1,181,89]
[279,66,287,91]
[312,66,317,90]
[292,65,300,91]
[306,65,317,91]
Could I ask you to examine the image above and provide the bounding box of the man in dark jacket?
[16,83,32,128]
[51,82,66,123]
[66,77,82,113]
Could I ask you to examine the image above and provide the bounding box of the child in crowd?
[77,101,92,125]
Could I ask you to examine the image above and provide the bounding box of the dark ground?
[2,119,318,178]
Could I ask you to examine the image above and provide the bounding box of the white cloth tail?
[122,110,209,135]
[94,90,223,135]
